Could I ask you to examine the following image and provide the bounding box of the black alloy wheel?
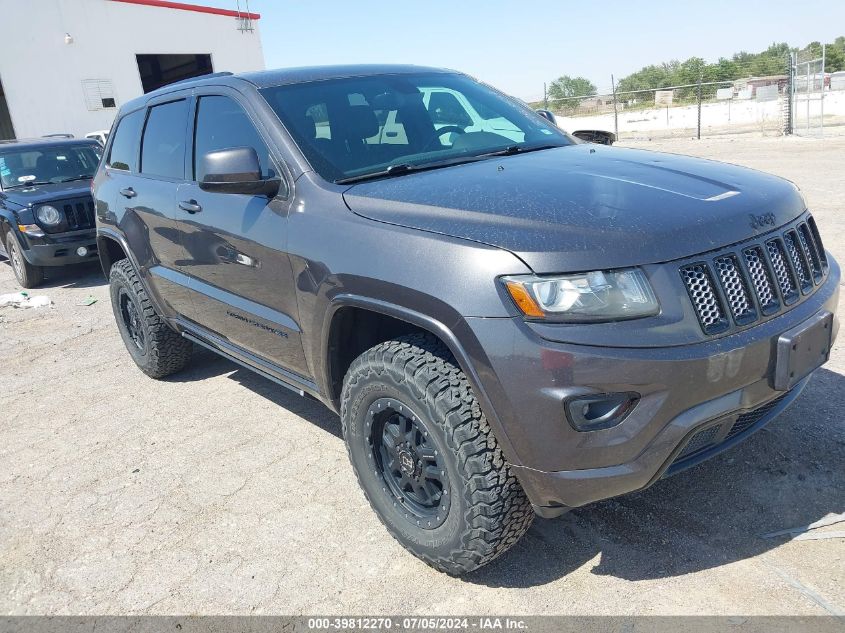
[367,398,450,529]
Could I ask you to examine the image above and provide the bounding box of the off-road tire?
[6,231,44,288]
[109,258,192,378]
[341,332,534,575]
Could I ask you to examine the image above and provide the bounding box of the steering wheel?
[422,125,466,151]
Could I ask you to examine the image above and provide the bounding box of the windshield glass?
[0,144,102,189]
[259,72,572,182]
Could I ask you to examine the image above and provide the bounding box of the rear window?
[108,110,144,172]
[140,100,188,179]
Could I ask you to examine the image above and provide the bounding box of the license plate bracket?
[772,311,833,391]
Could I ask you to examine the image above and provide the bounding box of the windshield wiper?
[5,180,52,189]
[476,143,565,158]
[336,155,488,184]
[59,175,94,183]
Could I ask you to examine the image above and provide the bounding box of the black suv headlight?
[35,204,63,226]
[502,268,660,322]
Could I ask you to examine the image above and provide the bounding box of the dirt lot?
[1,135,844,616]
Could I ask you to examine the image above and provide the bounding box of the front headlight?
[503,268,659,322]
[35,204,62,226]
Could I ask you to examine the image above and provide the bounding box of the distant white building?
[0,0,265,140]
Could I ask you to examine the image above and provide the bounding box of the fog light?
[565,392,640,432]
[76,246,88,257]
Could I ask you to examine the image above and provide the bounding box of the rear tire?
[6,232,44,288]
[109,258,192,378]
[341,333,534,575]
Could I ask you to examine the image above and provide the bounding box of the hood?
[342,145,805,272]
[0,180,93,209]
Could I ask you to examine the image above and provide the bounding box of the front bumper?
[17,229,98,267]
[464,257,839,517]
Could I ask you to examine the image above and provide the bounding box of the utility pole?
[611,74,619,140]
[543,82,548,110]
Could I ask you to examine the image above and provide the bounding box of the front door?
[176,92,308,377]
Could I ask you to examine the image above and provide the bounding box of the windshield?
[0,144,102,189]
[259,72,572,182]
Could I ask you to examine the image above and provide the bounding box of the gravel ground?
[0,135,843,616]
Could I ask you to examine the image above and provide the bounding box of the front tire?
[109,258,192,378]
[341,333,534,575]
[6,232,44,288]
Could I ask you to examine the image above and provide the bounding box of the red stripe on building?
[108,0,260,20]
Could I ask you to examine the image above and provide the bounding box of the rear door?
[176,88,308,376]
[105,92,194,315]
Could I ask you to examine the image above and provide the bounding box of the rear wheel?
[341,333,534,575]
[109,258,192,378]
[6,232,44,288]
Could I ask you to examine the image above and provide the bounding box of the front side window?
[193,95,275,181]
[0,144,102,189]
[259,72,571,182]
[108,109,145,172]
[140,100,188,179]
[426,91,473,127]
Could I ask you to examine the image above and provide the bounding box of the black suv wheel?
[109,259,192,378]
[341,333,534,575]
[5,232,44,288]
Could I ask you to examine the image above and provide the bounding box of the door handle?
[119,187,136,198]
[179,200,203,214]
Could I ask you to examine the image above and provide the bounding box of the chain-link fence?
[528,46,845,142]
[792,47,828,136]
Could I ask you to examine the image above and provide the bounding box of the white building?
[0,0,265,140]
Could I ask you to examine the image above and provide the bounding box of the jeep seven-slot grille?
[680,215,827,336]
[61,198,96,230]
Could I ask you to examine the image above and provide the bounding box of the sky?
[242,0,845,101]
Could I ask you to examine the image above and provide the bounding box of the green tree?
[548,75,597,101]
[614,37,844,96]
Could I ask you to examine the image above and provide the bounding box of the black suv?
[92,65,839,575]
[0,138,102,287]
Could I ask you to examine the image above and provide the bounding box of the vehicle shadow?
[466,367,845,587]
[167,348,342,439]
[36,261,106,289]
[166,348,844,587]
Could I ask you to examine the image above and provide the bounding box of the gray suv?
[92,65,840,575]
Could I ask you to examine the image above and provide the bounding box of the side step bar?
[180,326,321,402]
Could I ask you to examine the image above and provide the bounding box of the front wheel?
[5,232,44,288]
[341,333,534,575]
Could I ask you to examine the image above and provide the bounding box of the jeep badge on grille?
[749,212,776,230]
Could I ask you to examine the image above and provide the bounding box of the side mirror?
[198,147,280,197]
[535,109,557,125]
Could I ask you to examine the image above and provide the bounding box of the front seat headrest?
[341,105,379,140]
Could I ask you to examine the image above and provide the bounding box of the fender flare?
[321,294,522,466]
[96,227,172,325]
[0,210,29,261]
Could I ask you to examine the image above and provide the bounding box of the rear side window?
[141,100,188,179]
[108,109,144,172]
[193,95,275,181]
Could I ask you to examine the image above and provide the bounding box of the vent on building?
[81,79,117,111]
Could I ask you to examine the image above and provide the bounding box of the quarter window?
[140,100,188,179]
[108,109,145,172]
[193,95,275,181]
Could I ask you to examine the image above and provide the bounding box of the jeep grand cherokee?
[92,65,839,575]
